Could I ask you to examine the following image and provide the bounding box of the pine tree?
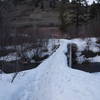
[59,0,69,32]
[0,0,15,47]
[96,0,100,4]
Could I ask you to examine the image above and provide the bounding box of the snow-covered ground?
[0,39,60,62]
[0,39,100,100]
[0,38,99,63]
[72,38,100,64]
[0,52,21,62]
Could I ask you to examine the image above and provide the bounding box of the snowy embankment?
[0,39,100,100]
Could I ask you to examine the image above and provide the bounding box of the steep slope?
[0,39,100,100]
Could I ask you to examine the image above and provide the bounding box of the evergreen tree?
[96,0,100,4]
[59,1,67,32]
[0,0,16,47]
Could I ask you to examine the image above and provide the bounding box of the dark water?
[73,63,100,73]
[0,61,40,73]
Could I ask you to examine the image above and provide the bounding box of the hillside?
[13,2,100,38]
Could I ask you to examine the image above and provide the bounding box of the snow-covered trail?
[8,40,70,100]
[0,39,100,100]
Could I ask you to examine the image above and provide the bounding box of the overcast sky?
[88,0,94,4]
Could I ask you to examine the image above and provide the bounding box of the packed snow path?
[0,39,100,100]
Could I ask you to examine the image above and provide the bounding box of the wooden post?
[69,43,72,68]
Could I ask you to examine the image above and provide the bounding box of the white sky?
[68,0,96,5]
[88,0,95,4]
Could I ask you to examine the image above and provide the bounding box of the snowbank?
[0,39,100,100]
